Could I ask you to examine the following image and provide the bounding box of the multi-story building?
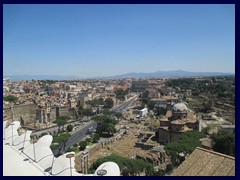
[158,102,199,144]
[131,80,149,92]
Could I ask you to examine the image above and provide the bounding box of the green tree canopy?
[212,130,235,157]
[114,111,123,119]
[54,116,70,133]
[92,115,118,125]
[92,115,118,137]
[81,108,94,116]
[91,133,100,143]
[114,89,128,100]
[79,141,88,151]
[55,118,67,126]
[104,98,114,108]
[102,109,122,119]
[52,133,71,144]
[89,154,157,176]
[164,130,206,166]
[86,98,104,107]
[4,95,18,103]
[165,130,206,156]
[67,124,74,132]
[96,122,116,136]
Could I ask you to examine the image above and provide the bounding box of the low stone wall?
[135,142,156,150]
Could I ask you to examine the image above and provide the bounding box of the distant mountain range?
[107,70,235,79]
[4,70,235,81]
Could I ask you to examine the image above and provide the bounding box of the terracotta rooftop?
[184,119,197,124]
[171,120,186,125]
[160,118,169,122]
[165,110,172,118]
[171,147,235,176]
[163,96,178,100]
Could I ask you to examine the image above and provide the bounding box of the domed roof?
[172,102,188,112]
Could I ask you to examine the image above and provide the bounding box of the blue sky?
[3,4,235,77]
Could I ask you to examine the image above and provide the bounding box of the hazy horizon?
[3,69,235,78]
[3,4,235,77]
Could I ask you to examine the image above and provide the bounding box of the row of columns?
[40,109,49,123]
[81,154,89,174]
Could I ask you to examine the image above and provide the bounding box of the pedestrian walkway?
[3,121,120,176]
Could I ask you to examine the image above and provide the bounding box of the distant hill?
[105,70,235,79]
[4,70,234,81]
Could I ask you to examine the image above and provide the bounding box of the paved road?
[53,121,97,155]
[113,94,139,113]
[52,96,138,155]
[37,94,139,156]
[31,121,83,136]
[67,121,97,147]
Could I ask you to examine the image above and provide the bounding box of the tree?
[92,115,117,125]
[201,126,211,135]
[89,154,156,176]
[96,122,116,136]
[199,101,213,113]
[73,143,78,148]
[55,116,70,132]
[93,115,117,137]
[86,98,104,108]
[67,124,73,132]
[79,141,88,151]
[4,95,18,103]
[164,130,206,166]
[212,130,235,156]
[153,107,167,117]
[65,147,74,153]
[102,108,112,115]
[91,133,100,143]
[114,89,128,100]
[53,133,71,144]
[104,98,114,108]
[82,108,94,117]
[52,133,71,155]
[102,110,122,119]
[114,112,123,119]
[105,123,116,135]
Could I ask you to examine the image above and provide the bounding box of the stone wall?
[4,104,37,125]
[56,106,69,118]
[50,108,57,121]
[4,104,74,126]
[68,108,76,120]
[135,142,155,150]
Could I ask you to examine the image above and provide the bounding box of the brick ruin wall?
[4,104,37,125]
[3,104,75,126]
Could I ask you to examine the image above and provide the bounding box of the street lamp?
[10,102,14,145]
[10,122,14,146]
[31,136,37,162]
[50,142,59,175]
[66,152,75,176]
[50,155,55,175]
[22,129,27,152]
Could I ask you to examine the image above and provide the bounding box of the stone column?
[45,113,48,123]
[41,109,44,123]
